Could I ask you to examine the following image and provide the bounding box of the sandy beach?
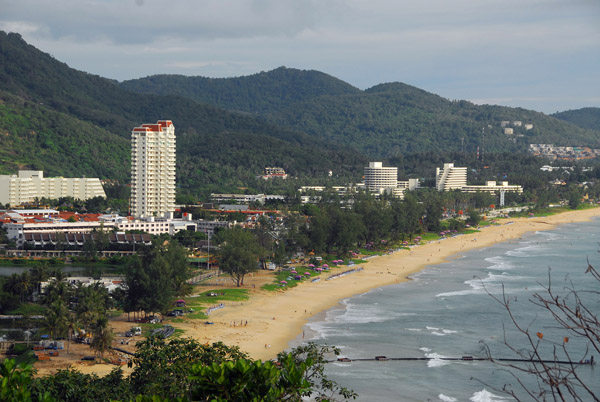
[174,207,600,361]
[32,207,598,377]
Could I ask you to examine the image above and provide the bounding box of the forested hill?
[120,67,361,114]
[270,86,600,157]
[0,31,366,194]
[552,107,600,131]
[122,70,600,158]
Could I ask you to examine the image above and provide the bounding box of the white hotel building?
[364,162,398,192]
[0,170,106,207]
[130,120,176,218]
[435,163,468,191]
[436,163,522,195]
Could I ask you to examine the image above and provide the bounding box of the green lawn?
[261,261,363,291]
[167,289,250,321]
[7,303,46,316]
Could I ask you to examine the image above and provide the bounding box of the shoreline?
[175,207,600,361]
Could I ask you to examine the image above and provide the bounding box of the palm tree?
[16,272,33,304]
[42,299,68,340]
[75,283,108,334]
[4,273,33,304]
[41,278,70,306]
[65,312,80,355]
[90,316,114,361]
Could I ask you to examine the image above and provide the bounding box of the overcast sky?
[1,0,599,113]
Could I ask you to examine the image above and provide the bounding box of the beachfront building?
[436,163,467,191]
[130,120,176,218]
[461,181,523,194]
[116,212,196,236]
[0,170,106,207]
[364,162,398,192]
[2,209,116,247]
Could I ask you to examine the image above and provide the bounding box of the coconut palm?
[42,299,68,340]
[65,312,80,355]
[90,316,114,361]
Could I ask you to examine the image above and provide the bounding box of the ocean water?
[298,219,600,401]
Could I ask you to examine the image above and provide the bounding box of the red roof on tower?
[135,120,173,132]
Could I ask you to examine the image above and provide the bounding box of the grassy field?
[174,288,250,320]
[260,260,368,292]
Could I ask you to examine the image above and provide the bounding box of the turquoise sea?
[296,218,600,401]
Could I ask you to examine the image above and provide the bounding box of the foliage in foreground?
[0,339,356,402]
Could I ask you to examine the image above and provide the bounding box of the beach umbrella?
[304,272,311,275]
[280,280,287,284]
[308,264,315,268]
[291,270,297,274]
[322,264,329,268]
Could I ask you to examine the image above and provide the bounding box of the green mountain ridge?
[552,107,600,131]
[120,67,361,115]
[121,69,600,158]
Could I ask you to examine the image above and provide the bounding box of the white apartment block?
[436,163,467,191]
[364,162,398,192]
[0,170,106,207]
[116,213,196,236]
[130,120,176,218]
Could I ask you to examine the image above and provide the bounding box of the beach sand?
[173,207,600,361]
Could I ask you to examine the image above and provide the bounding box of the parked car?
[167,309,184,317]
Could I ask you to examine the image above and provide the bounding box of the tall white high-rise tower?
[130,120,176,218]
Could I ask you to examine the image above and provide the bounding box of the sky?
[1,0,599,114]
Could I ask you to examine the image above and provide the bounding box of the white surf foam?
[484,256,515,271]
[470,389,510,402]
[436,271,529,297]
[430,328,457,336]
[438,394,458,402]
[333,301,416,324]
[425,352,450,367]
